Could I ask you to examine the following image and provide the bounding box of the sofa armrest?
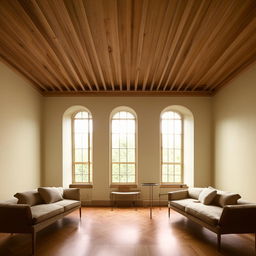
[219,204,256,233]
[63,188,80,201]
[0,203,33,233]
[168,190,189,201]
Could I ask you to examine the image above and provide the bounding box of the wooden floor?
[0,207,254,256]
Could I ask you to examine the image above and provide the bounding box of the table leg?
[150,186,153,219]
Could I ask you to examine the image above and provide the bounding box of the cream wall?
[0,62,42,200]
[43,97,212,203]
[213,64,256,201]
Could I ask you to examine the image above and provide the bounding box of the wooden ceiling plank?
[165,0,208,91]
[170,0,223,91]
[102,0,122,90]
[193,17,256,91]
[0,26,58,91]
[211,58,256,93]
[86,0,115,90]
[134,0,149,91]
[0,53,47,92]
[65,0,101,91]
[76,0,107,90]
[206,36,256,90]
[156,0,194,91]
[125,0,132,91]
[154,0,185,91]
[0,3,63,92]
[13,0,74,92]
[149,0,178,91]
[141,0,169,91]
[31,0,84,91]
[52,0,93,91]
[177,1,249,91]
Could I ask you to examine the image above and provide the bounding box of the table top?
[141,183,158,186]
[111,191,140,195]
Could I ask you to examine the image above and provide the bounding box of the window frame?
[160,110,184,185]
[109,107,138,186]
[71,110,93,185]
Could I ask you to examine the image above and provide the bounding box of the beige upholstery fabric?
[198,188,217,205]
[168,190,188,201]
[170,198,197,211]
[185,203,223,226]
[38,187,63,204]
[213,192,241,207]
[31,204,64,224]
[63,188,80,201]
[53,199,81,211]
[0,203,33,233]
[188,188,203,199]
[14,191,43,206]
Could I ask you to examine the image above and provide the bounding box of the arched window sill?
[69,184,93,188]
[160,184,188,188]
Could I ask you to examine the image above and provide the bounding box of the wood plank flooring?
[0,207,254,256]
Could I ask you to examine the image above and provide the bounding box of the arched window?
[110,108,137,184]
[72,111,93,184]
[161,111,183,184]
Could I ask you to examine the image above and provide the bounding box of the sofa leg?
[79,207,82,219]
[32,230,36,256]
[217,233,221,252]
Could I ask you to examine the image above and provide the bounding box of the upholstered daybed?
[168,187,256,251]
[0,187,81,255]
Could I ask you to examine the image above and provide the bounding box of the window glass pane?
[127,134,135,148]
[112,134,119,148]
[111,110,136,183]
[128,175,135,182]
[119,134,127,148]
[112,164,119,174]
[75,119,88,133]
[127,164,135,174]
[112,120,120,133]
[73,111,92,184]
[127,120,135,133]
[120,149,127,162]
[127,149,135,162]
[112,149,119,162]
[175,135,181,148]
[161,110,182,183]
[174,120,182,134]
[174,149,181,162]
[75,149,88,162]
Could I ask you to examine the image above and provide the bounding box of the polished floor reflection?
[0,207,254,256]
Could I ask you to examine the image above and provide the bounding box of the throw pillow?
[38,187,63,204]
[14,190,44,206]
[214,192,241,207]
[198,187,217,205]
[188,187,203,199]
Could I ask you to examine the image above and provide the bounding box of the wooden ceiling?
[0,0,256,96]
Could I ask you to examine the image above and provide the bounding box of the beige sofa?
[168,187,256,251]
[0,187,81,255]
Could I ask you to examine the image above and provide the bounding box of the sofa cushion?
[14,191,43,206]
[213,192,241,207]
[170,198,198,211]
[53,199,81,211]
[188,188,203,199]
[31,204,64,224]
[185,203,223,226]
[199,188,217,205]
[38,187,63,204]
